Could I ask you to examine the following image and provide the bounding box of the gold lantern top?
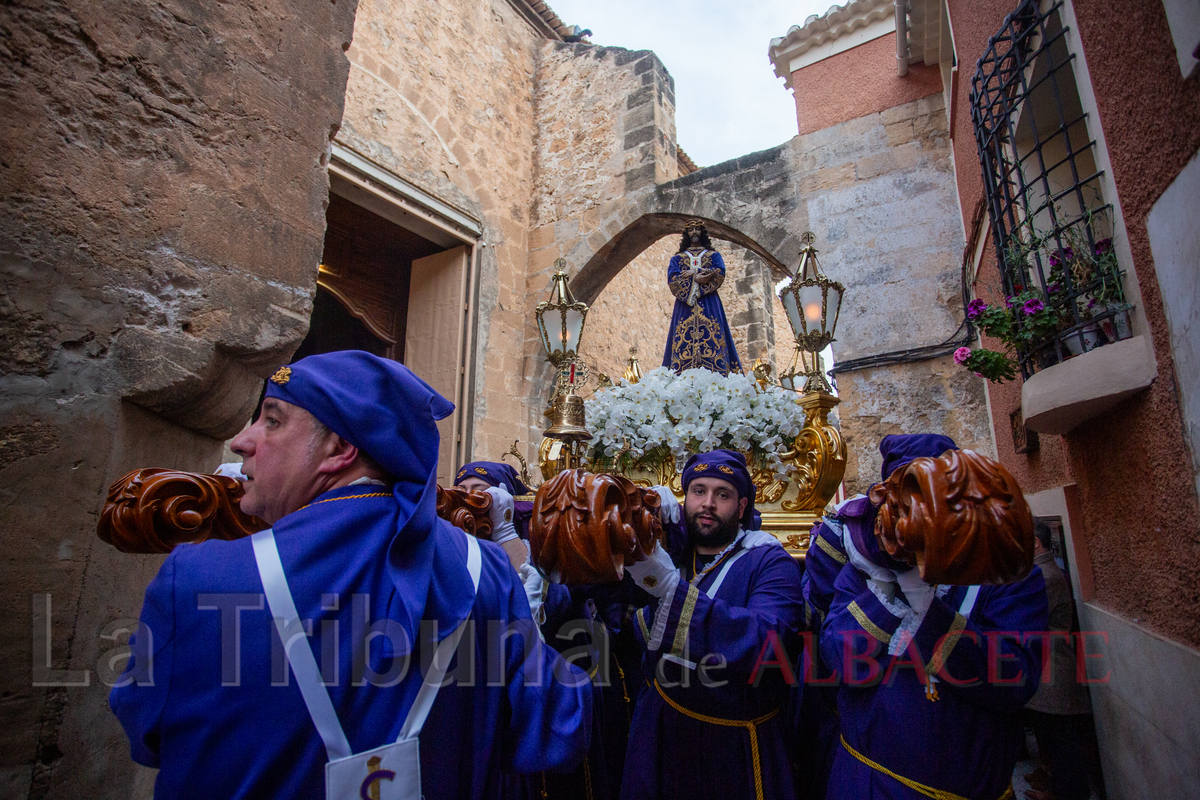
[535,260,589,368]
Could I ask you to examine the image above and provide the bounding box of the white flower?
[585,367,807,476]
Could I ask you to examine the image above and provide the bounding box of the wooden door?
[405,246,469,484]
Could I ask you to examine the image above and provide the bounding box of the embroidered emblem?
[270,366,292,385]
[504,509,512,523]
[692,463,709,472]
[457,469,468,479]
[361,755,395,800]
[475,467,488,476]
[717,465,734,475]
[643,575,658,589]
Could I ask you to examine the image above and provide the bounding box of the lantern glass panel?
[780,285,804,339]
[825,285,842,336]
[563,307,584,353]
[799,283,824,330]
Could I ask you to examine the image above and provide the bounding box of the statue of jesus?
[661,218,742,375]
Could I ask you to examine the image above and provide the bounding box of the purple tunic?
[819,559,1048,800]
[621,539,804,800]
[111,484,592,799]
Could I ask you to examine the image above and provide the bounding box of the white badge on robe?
[325,737,422,800]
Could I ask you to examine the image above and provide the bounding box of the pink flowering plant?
[956,286,1066,382]
[957,215,1128,382]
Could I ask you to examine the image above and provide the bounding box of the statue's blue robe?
[819,559,1048,800]
[661,249,741,375]
[110,483,592,799]
[621,539,805,800]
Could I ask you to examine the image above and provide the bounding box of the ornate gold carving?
[780,391,846,513]
[502,439,534,489]
[623,347,644,384]
[868,448,1034,585]
[529,469,663,585]
[97,469,267,553]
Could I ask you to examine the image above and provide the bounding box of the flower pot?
[1096,303,1132,343]
[1062,323,1103,357]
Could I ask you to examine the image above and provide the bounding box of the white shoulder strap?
[253,528,483,758]
[958,585,981,618]
[703,547,749,599]
[397,533,481,742]
[252,529,353,761]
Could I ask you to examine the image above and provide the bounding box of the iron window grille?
[970,0,1131,378]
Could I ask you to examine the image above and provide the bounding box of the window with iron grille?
[970,0,1132,379]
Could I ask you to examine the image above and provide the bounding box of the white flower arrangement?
[584,367,806,477]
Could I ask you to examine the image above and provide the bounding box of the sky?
[545,0,837,167]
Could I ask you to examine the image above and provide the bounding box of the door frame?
[327,142,482,476]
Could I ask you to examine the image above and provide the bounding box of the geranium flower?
[967,299,987,318]
[954,347,972,365]
[1048,247,1074,268]
[1023,298,1045,315]
[1094,238,1112,256]
[1048,282,1063,294]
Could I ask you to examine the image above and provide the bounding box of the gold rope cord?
[653,680,779,800]
[840,735,1015,800]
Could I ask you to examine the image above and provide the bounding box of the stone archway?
[564,144,807,306]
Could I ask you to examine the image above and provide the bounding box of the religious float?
[531,225,847,557]
[94,221,1033,585]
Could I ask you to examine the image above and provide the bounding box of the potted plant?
[956,289,1066,382]
[1077,238,1132,343]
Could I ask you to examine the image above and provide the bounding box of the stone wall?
[793,92,994,493]
[0,0,357,796]
[524,42,680,461]
[336,0,549,466]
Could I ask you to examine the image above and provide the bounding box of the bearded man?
[620,449,805,800]
[110,351,591,799]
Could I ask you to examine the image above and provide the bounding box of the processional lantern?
[777,232,843,394]
[536,260,592,442]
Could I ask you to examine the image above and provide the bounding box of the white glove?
[517,562,547,627]
[213,462,247,481]
[484,486,519,546]
[625,542,681,600]
[841,525,896,585]
[650,485,681,524]
[896,567,936,617]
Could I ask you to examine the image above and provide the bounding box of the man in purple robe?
[661,218,742,375]
[620,449,804,800]
[818,434,1049,800]
[110,351,592,799]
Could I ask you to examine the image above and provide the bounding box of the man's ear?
[738,496,749,517]
[317,435,360,475]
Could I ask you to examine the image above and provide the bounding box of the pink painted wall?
[789,33,943,135]
[947,0,1200,647]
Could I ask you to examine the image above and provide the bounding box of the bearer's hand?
[626,542,681,600]
[484,486,519,546]
[517,562,547,627]
[896,567,936,617]
[650,485,681,525]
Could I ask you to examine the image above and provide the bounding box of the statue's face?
[686,226,702,242]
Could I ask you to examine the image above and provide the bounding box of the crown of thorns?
[683,218,706,231]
